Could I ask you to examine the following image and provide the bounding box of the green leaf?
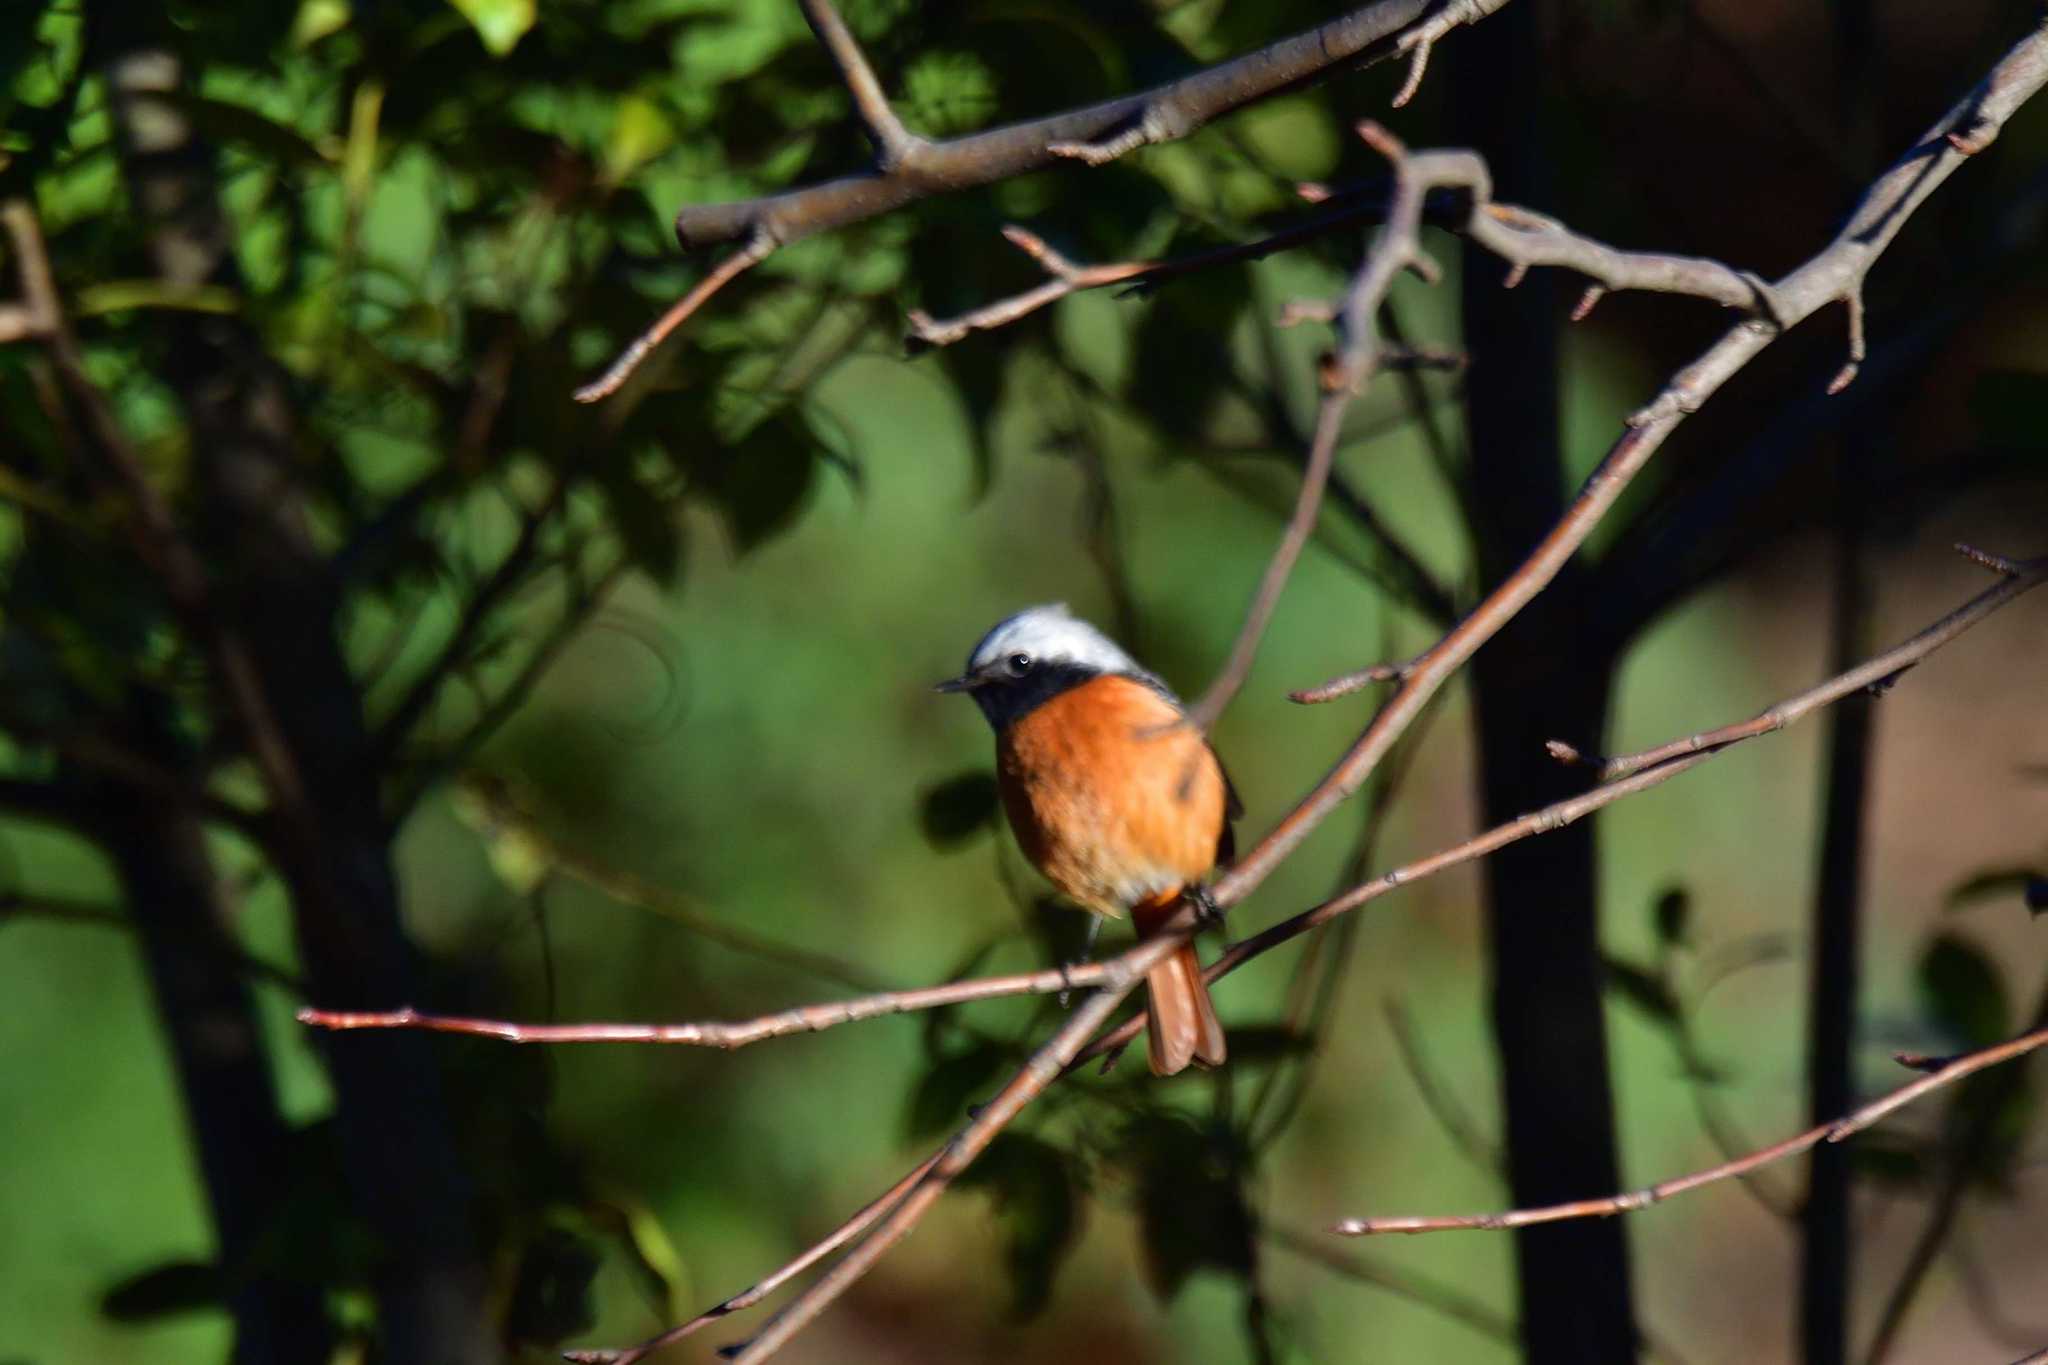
[290,0,352,48]
[906,1042,1009,1138]
[1918,934,2009,1051]
[958,1134,1081,1318]
[919,770,998,848]
[699,418,817,554]
[1652,887,1691,947]
[1127,1114,1255,1300]
[446,0,535,56]
[596,466,683,585]
[505,1225,600,1347]
[100,1262,223,1322]
[604,94,675,185]
[591,1193,689,1322]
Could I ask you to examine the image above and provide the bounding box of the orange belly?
[995,674,1227,917]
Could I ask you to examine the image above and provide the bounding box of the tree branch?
[304,548,2043,1066]
[580,0,1500,396]
[1332,1021,2048,1237]
[1249,18,2048,900]
[1556,546,2046,783]
[1184,122,1453,733]
[795,0,922,170]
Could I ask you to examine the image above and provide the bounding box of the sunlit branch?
[1333,1021,2048,1237]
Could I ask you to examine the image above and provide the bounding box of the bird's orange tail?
[1133,891,1226,1076]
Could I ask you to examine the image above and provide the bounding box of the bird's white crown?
[965,603,1141,678]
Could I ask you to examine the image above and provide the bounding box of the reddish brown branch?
[1587,547,2045,782]
[566,1151,944,1365]
[722,960,1157,1362]
[572,232,771,403]
[1334,1022,2048,1237]
[300,950,1132,1048]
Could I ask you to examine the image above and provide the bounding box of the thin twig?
[1333,1022,2048,1236]
[720,965,1153,1362]
[1589,549,2046,783]
[565,1152,944,1365]
[906,199,1390,349]
[572,232,771,403]
[1183,122,1450,733]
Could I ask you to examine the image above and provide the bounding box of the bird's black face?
[934,651,1097,731]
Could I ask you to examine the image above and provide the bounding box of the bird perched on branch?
[937,604,1238,1075]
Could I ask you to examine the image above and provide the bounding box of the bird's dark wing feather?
[1212,745,1242,867]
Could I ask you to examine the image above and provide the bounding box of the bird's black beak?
[933,673,980,694]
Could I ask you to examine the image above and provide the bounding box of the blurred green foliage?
[2,0,2047,1362]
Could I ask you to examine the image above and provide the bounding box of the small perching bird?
[936,604,1238,1075]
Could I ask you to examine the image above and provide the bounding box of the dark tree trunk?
[1803,6,1878,1360]
[91,736,332,1363]
[87,7,498,1360]
[1453,5,1640,1360]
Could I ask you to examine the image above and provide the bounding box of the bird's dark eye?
[1006,652,1033,677]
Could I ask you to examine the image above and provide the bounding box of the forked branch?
[580,0,1505,397]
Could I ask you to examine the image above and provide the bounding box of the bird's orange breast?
[995,674,1228,917]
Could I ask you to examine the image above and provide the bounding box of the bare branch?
[308,549,2043,1078]
[1333,1021,2048,1237]
[1245,21,2048,902]
[572,231,772,403]
[671,0,1464,251]
[1390,0,1513,107]
[1182,122,1458,733]
[717,960,1152,1363]
[1078,550,2045,1066]
[1587,552,2046,783]
[300,948,1133,1048]
[578,0,1504,397]
[1289,658,1416,704]
[905,204,1383,349]
[566,1151,944,1365]
[795,0,923,170]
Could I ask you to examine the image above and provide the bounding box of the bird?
[936,603,1238,1075]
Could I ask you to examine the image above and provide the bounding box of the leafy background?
[2,0,2046,1362]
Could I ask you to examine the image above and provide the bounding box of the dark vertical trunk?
[87,7,498,1360]
[1803,9,1878,1356]
[1800,450,1875,1365]
[92,745,332,1363]
[1454,5,1639,1360]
